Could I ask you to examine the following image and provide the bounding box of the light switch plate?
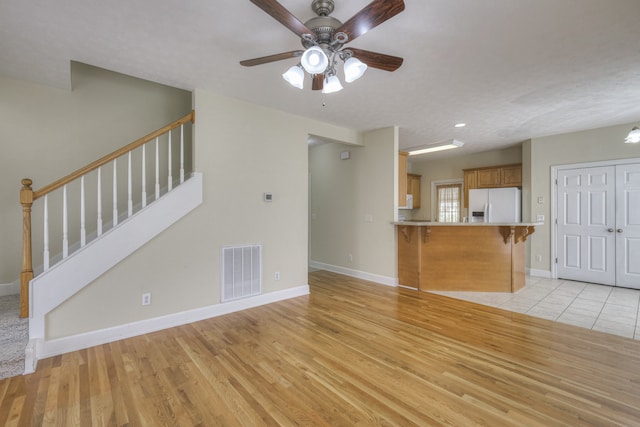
[536,214,545,222]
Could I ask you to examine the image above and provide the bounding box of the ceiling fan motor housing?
[311,0,334,16]
[304,15,343,46]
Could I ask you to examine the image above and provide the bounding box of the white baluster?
[142,144,147,208]
[97,167,103,236]
[113,158,118,227]
[127,151,133,217]
[80,176,86,247]
[62,185,69,258]
[168,131,173,191]
[180,124,185,184]
[43,195,49,271]
[155,137,160,200]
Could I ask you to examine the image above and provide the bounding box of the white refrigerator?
[468,188,521,223]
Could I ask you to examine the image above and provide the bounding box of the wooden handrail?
[33,110,195,200]
[19,110,195,318]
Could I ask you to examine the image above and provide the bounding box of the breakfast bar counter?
[394,222,540,292]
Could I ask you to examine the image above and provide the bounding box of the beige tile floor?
[430,277,640,340]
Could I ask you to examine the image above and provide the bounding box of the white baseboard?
[0,281,19,296]
[38,284,309,360]
[309,261,397,287]
[527,268,553,278]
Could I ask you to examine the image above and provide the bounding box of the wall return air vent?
[221,244,262,302]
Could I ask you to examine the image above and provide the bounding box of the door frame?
[551,157,640,279]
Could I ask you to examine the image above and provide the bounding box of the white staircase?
[27,173,202,371]
[15,112,200,374]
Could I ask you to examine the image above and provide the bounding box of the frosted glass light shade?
[282,65,304,89]
[301,46,329,74]
[343,57,367,83]
[625,127,640,144]
[322,75,343,94]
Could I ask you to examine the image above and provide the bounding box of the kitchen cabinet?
[501,165,522,186]
[395,222,537,292]
[407,173,421,209]
[463,170,477,209]
[477,168,501,188]
[398,152,408,206]
[463,164,522,208]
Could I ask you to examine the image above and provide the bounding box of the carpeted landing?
[0,294,28,380]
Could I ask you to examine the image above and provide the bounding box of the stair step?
[0,294,28,380]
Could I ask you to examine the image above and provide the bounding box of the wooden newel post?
[20,178,34,318]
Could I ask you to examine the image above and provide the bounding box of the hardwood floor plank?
[2,270,640,425]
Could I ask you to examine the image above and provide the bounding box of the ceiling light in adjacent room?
[406,139,464,156]
[625,127,640,144]
[454,123,466,128]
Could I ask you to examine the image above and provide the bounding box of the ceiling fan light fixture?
[282,64,305,89]
[301,46,329,74]
[625,126,640,144]
[343,57,367,83]
[322,74,343,94]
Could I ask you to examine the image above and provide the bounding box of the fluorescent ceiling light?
[454,123,466,128]
[407,139,464,156]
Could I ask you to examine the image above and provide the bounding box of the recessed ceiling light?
[454,123,466,128]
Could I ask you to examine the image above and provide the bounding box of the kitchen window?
[436,183,462,222]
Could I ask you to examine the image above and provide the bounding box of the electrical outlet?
[536,254,542,262]
[141,292,151,306]
[275,272,280,281]
[348,254,353,262]
[536,214,545,222]
[364,214,373,222]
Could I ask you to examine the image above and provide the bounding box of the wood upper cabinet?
[398,152,408,206]
[476,168,502,188]
[463,164,522,208]
[407,173,421,209]
[501,165,522,187]
[463,170,477,209]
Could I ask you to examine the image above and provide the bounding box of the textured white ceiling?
[2,0,640,158]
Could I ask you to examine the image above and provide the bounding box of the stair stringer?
[28,172,203,343]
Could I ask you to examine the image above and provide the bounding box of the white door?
[615,163,640,288]
[557,166,616,285]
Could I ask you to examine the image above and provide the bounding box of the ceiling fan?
[240,0,405,92]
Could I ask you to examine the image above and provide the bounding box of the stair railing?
[19,111,195,318]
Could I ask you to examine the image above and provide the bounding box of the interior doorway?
[555,160,640,289]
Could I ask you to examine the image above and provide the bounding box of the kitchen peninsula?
[394,221,539,292]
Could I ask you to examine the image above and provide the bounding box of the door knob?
[617,229,623,233]
[607,228,614,232]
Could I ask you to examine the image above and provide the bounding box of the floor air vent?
[222,244,262,302]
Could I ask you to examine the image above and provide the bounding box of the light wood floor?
[2,270,640,426]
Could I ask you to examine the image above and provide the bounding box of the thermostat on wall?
[264,192,273,202]
[340,150,350,160]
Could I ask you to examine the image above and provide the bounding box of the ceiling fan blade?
[240,50,304,67]
[312,74,324,91]
[249,0,316,39]
[336,0,405,42]
[348,48,403,72]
